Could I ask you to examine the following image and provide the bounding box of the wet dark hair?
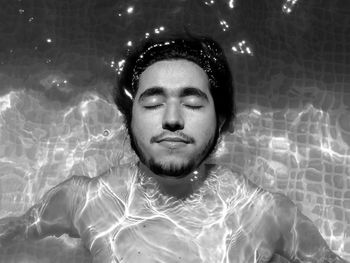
[114,34,235,133]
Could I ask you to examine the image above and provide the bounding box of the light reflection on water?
[0,0,349,261]
[0,84,349,261]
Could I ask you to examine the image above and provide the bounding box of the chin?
[148,157,197,178]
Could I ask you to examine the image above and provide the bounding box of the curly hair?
[114,34,235,133]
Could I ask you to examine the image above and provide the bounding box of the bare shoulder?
[216,165,294,210]
[212,165,266,202]
[212,165,257,190]
[68,174,92,186]
[215,166,285,261]
[268,192,299,230]
[98,164,137,185]
[213,164,282,227]
[96,164,139,200]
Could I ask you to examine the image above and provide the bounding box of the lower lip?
[158,141,187,149]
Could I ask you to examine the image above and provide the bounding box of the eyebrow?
[138,86,209,102]
[180,87,209,101]
[138,87,165,101]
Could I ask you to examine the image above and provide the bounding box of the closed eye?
[143,104,163,109]
[141,95,164,109]
[182,96,205,109]
[183,104,203,110]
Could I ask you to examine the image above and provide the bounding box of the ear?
[227,118,235,133]
[218,116,226,132]
[218,116,234,133]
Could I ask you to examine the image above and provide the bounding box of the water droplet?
[282,0,299,14]
[228,0,236,8]
[103,130,110,136]
[127,6,134,14]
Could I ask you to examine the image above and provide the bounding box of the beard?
[129,125,220,178]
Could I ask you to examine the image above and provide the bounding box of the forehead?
[136,59,210,95]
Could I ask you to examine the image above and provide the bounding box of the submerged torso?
[71,164,281,263]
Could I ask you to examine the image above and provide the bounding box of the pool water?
[0,0,349,262]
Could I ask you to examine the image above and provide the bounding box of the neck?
[137,161,209,199]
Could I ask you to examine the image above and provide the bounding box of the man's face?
[130,59,218,178]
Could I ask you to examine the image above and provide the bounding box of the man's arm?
[0,175,87,246]
[273,193,348,263]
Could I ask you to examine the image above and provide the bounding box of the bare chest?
[77,181,276,263]
[77,169,274,263]
[112,189,233,263]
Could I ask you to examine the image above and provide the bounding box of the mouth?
[158,137,190,143]
[151,132,194,150]
[156,136,191,149]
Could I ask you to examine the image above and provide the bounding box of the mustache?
[150,131,195,144]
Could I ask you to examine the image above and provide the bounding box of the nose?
[162,102,184,131]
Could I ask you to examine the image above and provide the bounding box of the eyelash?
[143,104,203,110]
[184,105,203,110]
[143,105,163,110]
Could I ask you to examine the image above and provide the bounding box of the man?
[0,35,348,263]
